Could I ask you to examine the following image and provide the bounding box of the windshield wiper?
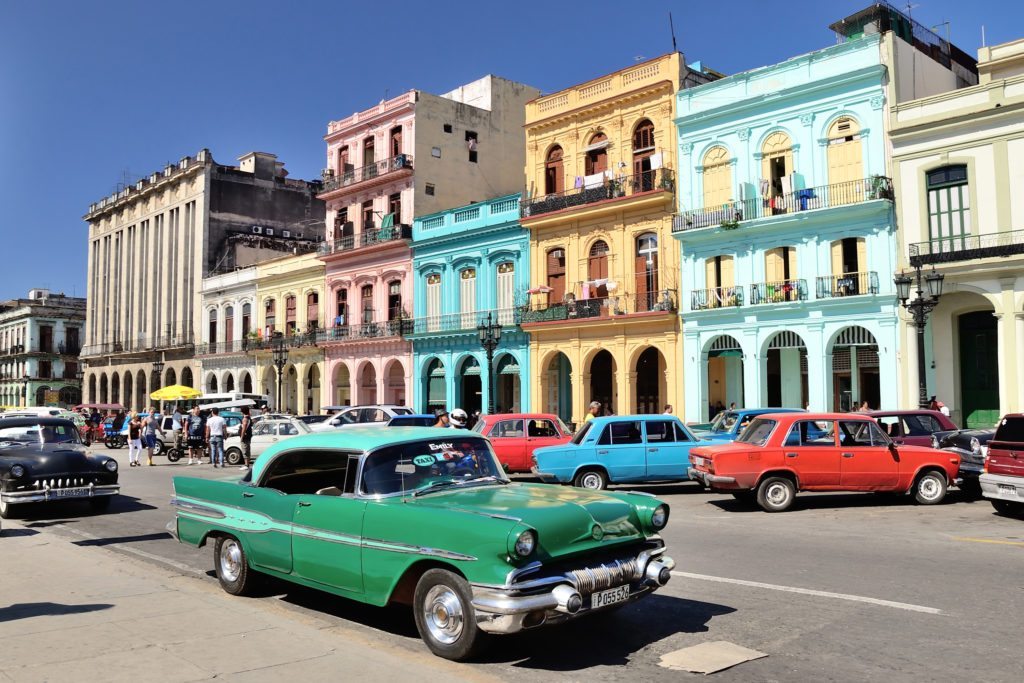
[412,480,464,497]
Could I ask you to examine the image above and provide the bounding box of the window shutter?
[831,241,844,275]
[786,247,798,280]
[720,256,735,288]
[765,249,781,281]
[705,258,718,289]
[635,255,649,298]
[856,238,867,274]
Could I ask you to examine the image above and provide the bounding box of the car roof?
[250,426,475,482]
[867,409,944,417]
[480,413,562,421]
[766,412,874,421]
[389,414,436,419]
[725,408,804,417]
[584,415,681,428]
[0,417,77,427]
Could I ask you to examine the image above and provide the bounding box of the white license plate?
[692,456,706,467]
[591,585,630,609]
[998,484,1017,496]
[52,487,90,499]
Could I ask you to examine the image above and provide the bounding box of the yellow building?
[253,253,326,413]
[520,53,719,424]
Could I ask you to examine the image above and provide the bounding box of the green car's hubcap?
[424,585,464,644]
[220,540,243,582]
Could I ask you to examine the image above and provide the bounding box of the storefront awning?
[499,362,521,375]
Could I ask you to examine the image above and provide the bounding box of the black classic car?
[0,417,119,519]
[933,427,997,485]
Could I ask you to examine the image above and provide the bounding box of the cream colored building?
[195,266,259,397]
[891,38,1024,427]
[81,150,324,409]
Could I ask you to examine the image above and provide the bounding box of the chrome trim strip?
[442,506,522,522]
[175,510,274,533]
[477,544,666,592]
[169,497,226,519]
[361,536,477,562]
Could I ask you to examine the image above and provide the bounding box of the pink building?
[317,76,539,407]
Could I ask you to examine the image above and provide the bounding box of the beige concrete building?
[891,37,1024,427]
[82,150,325,409]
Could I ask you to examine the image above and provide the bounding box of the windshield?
[360,436,509,496]
[736,418,775,446]
[711,411,740,434]
[570,421,592,445]
[471,419,486,434]
[292,421,313,434]
[0,422,82,445]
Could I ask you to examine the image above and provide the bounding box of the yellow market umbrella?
[150,385,202,401]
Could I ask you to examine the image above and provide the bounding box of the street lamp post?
[272,332,289,412]
[476,312,503,415]
[895,265,945,409]
[152,358,165,412]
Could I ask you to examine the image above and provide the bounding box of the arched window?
[335,289,347,325]
[306,292,319,329]
[241,303,251,338]
[208,309,218,345]
[761,131,794,201]
[224,306,234,346]
[390,126,403,158]
[426,274,442,331]
[337,145,351,176]
[545,146,564,194]
[635,233,659,310]
[264,299,276,334]
[588,240,610,299]
[546,248,566,303]
[826,117,863,187]
[704,255,736,308]
[496,262,515,324]
[285,296,297,333]
[585,133,608,176]
[460,269,477,327]
[926,165,970,246]
[362,135,375,167]
[632,119,656,191]
[388,281,402,322]
[702,146,732,208]
[361,285,374,325]
[828,238,868,296]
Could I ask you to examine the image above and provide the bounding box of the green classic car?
[169,427,675,660]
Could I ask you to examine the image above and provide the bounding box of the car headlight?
[970,438,981,454]
[104,459,118,472]
[11,464,26,478]
[931,435,939,449]
[651,504,669,531]
[513,529,536,558]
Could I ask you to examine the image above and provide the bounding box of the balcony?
[2,345,25,356]
[246,330,321,351]
[520,169,674,220]
[909,230,1024,266]
[816,271,879,298]
[691,286,744,311]
[673,177,894,232]
[314,321,410,344]
[317,224,412,256]
[750,279,808,305]
[318,154,413,199]
[405,308,518,337]
[81,334,194,358]
[518,290,676,325]
[195,340,250,356]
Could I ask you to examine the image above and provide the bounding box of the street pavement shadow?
[0,602,112,623]
[72,531,172,547]
[0,527,39,537]
[625,482,708,496]
[11,495,157,521]
[708,491,964,513]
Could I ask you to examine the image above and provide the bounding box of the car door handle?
[648,448,659,452]
[785,452,799,458]
[598,449,609,455]
[298,501,312,507]
[242,492,254,498]
[842,452,855,458]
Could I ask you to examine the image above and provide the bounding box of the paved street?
[4,444,1023,682]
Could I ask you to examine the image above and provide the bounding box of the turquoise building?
[673,34,900,422]
[410,194,530,414]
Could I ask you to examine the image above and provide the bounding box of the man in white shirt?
[206,408,227,468]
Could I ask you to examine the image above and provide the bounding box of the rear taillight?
[707,457,715,475]
[983,456,989,474]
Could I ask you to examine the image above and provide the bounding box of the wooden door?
[547,249,565,303]
[826,118,863,187]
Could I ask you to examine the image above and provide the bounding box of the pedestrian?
[937,401,950,417]
[206,407,227,468]
[142,405,163,466]
[186,405,206,465]
[449,408,469,428]
[729,401,736,411]
[239,406,253,470]
[127,412,143,467]
[857,400,870,412]
[433,411,450,428]
[928,396,939,411]
[663,404,673,414]
[261,405,270,418]
[585,401,601,423]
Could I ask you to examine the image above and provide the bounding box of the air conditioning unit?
[282,230,292,238]
[265,228,275,237]
[251,226,264,235]
[294,232,303,239]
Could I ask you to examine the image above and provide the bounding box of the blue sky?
[1,0,1020,300]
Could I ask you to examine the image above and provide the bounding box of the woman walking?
[127,412,143,467]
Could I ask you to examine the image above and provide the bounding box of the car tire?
[214,535,259,596]
[89,496,112,513]
[913,471,947,505]
[225,448,242,467]
[991,500,1020,516]
[0,498,18,519]
[573,468,608,490]
[413,568,484,661]
[756,476,795,512]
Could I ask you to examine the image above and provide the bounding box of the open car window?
[527,419,558,438]
[260,449,360,495]
[492,419,524,438]
[736,418,776,446]
[839,420,890,447]
[785,420,836,447]
[360,436,508,496]
[645,421,676,443]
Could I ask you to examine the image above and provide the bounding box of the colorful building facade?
[891,38,1024,427]
[316,76,539,409]
[194,266,258,399]
[520,53,718,425]
[410,194,530,415]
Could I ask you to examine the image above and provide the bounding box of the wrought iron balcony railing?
[319,154,413,195]
[816,271,879,298]
[691,286,743,311]
[909,229,1024,266]
[314,321,409,343]
[81,335,194,357]
[673,176,893,232]
[405,308,518,336]
[521,169,675,219]
[517,289,676,324]
[750,279,808,305]
[317,224,412,256]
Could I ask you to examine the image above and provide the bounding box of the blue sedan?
[692,408,805,443]
[532,415,704,490]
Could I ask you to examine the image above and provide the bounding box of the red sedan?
[472,413,572,472]
[689,412,961,512]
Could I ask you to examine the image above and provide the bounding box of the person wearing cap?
[433,411,450,428]
[584,401,601,423]
[449,408,469,429]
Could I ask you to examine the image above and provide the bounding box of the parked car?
[869,410,957,447]
[309,405,414,431]
[472,413,573,472]
[297,414,330,426]
[387,414,438,427]
[532,415,702,489]
[169,427,675,660]
[934,427,996,487]
[691,408,805,442]
[0,417,120,518]
[689,412,961,512]
[979,414,1024,514]
[222,417,312,466]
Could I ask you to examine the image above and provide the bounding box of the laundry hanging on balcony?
[649,153,663,170]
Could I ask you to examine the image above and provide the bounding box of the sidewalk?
[0,521,500,683]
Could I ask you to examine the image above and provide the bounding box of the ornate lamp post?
[895,265,944,408]
[476,312,503,415]
[272,332,289,412]
[152,358,165,411]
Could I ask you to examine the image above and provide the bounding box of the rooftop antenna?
[669,11,678,52]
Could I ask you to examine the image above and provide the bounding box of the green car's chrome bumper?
[470,546,675,634]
